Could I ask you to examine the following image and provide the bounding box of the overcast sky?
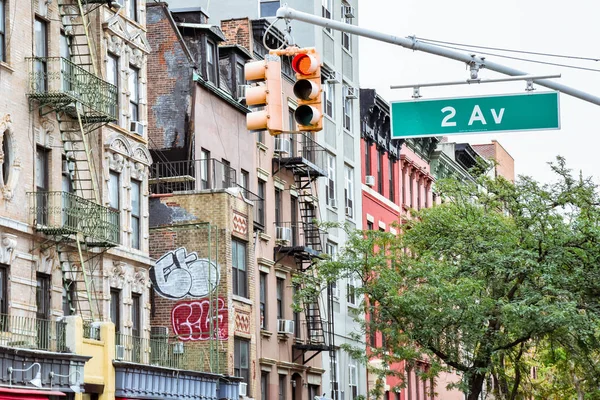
[357,0,600,183]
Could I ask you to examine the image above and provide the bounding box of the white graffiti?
[150,247,220,299]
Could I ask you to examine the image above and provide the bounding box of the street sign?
[391,92,560,138]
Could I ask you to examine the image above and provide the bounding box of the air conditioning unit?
[365,175,375,187]
[276,226,292,243]
[345,207,353,218]
[115,344,125,360]
[274,138,291,155]
[328,198,337,208]
[150,326,169,338]
[277,319,295,335]
[342,5,355,18]
[239,382,248,397]
[344,86,358,100]
[130,121,144,135]
[173,342,184,354]
[326,70,341,84]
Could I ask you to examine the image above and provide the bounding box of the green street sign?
[391,92,560,138]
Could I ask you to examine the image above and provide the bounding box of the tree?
[299,159,600,399]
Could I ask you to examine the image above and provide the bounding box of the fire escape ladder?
[58,0,99,76]
[60,236,99,322]
[295,172,323,254]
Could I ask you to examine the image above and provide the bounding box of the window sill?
[232,295,253,306]
[258,232,271,242]
[342,47,353,58]
[256,142,268,152]
[0,62,15,73]
[323,26,334,39]
[260,329,273,338]
[324,114,336,124]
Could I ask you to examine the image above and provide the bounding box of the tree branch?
[492,334,531,352]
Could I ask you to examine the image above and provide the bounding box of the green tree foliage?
[298,159,600,399]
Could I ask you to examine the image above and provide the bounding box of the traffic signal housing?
[292,49,323,132]
[245,59,283,135]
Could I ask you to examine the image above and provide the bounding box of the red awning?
[0,387,65,400]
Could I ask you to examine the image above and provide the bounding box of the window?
[260,0,280,17]
[236,62,245,97]
[292,285,300,338]
[326,153,336,207]
[234,338,250,384]
[240,170,249,191]
[276,278,284,320]
[129,66,140,124]
[330,349,339,394]
[364,141,372,176]
[257,128,265,145]
[110,289,121,333]
[417,177,421,210]
[131,293,141,337]
[322,0,332,28]
[326,242,339,299]
[200,149,210,189]
[127,0,137,22]
[107,53,119,119]
[257,180,266,227]
[278,374,286,400]
[261,372,269,400]
[348,362,358,400]
[131,179,141,249]
[60,33,70,91]
[260,272,267,329]
[33,18,48,93]
[344,165,354,218]
[409,171,414,208]
[343,85,352,131]
[35,147,50,225]
[206,40,217,84]
[290,196,298,246]
[1,129,10,187]
[275,188,282,227]
[368,310,376,347]
[36,273,51,319]
[389,159,395,202]
[342,17,352,52]
[323,83,334,118]
[108,171,120,211]
[367,221,373,231]
[0,0,5,62]
[347,274,358,306]
[221,159,231,188]
[377,150,384,194]
[232,239,248,298]
[0,264,7,317]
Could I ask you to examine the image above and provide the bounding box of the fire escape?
[272,133,338,398]
[26,0,119,323]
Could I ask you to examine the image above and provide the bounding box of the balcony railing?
[0,313,68,352]
[115,333,210,371]
[26,57,118,122]
[29,191,120,246]
[274,222,327,250]
[150,158,237,195]
[273,133,327,176]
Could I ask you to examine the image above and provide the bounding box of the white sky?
[357,0,600,183]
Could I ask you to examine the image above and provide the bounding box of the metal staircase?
[27,0,119,323]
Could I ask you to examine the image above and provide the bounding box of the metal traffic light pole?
[275,5,600,107]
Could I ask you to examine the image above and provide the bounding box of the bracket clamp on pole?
[525,79,535,92]
[412,87,421,99]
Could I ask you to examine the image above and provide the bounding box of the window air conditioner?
[342,5,355,18]
[365,176,375,187]
[274,138,291,155]
[344,86,358,100]
[130,121,144,136]
[276,226,292,243]
[277,319,295,335]
[239,382,248,397]
[173,342,184,354]
[115,344,125,360]
[326,70,341,84]
[345,207,353,218]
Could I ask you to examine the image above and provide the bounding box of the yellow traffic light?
[291,49,323,132]
[245,59,283,135]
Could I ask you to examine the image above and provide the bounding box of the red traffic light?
[292,54,319,75]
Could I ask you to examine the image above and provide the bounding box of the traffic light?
[291,48,323,132]
[245,59,283,135]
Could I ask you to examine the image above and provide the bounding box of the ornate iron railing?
[149,158,237,194]
[0,313,68,352]
[115,333,211,371]
[29,191,120,246]
[26,57,118,122]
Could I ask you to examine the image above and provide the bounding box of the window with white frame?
[206,40,217,84]
[323,82,334,118]
[342,17,352,52]
[129,65,140,125]
[347,274,359,306]
[326,153,336,207]
[330,349,340,394]
[322,0,332,22]
[131,179,141,249]
[344,165,354,218]
[348,361,358,400]
[343,85,352,131]
[127,0,138,22]
[107,53,119,121]
[326,242,339,299]
[260,0,280,17]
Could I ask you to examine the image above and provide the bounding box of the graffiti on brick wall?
[150,247,220,299]
[171,297,228,341]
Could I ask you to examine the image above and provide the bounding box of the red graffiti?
[171,297,228,341]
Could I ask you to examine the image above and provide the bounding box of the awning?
[0,387,65,399]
